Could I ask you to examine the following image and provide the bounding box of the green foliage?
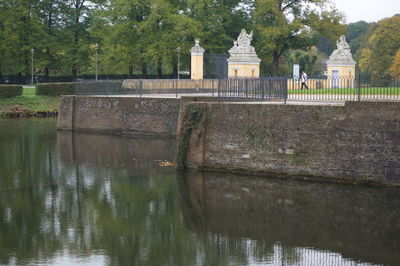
[390,50,400,79]
[288,47,327,75]
[253,0,345,74]
[36,83,75,96]
[0,85,23,98]
[346,21,370,54]
[0,0,347,78]
[358,16,400,83]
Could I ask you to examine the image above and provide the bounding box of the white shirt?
[301,72,308,82]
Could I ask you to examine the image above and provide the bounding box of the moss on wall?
[176,104,204,168]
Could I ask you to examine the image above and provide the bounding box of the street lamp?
[95,43,99,81]
[31,48,34,84]
[177,47,181,80]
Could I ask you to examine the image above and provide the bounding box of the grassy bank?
[0,93,59,117]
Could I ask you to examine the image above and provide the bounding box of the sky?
[332,0,400,23]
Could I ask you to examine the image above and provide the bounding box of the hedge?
[36,82,75,96]
[0,85,23,98]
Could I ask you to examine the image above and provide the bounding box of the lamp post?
[177,47,181,80]
[31,48,34,84]
[95,43,99,81]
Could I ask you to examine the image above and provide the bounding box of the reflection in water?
[179,171,400,266]
[0,119,399,265]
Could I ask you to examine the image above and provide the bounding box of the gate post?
[190,39,205,80]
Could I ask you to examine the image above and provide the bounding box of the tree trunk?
[157,58,162,79]
[128,65,133,78]
[72,1,81,82]
[45,6,53,83]
[141,60,147,79]
[272,52,280,75]
[72,68,77,81]
[25,56,30,84]
[22,2,32,84]
[45,67,49,82]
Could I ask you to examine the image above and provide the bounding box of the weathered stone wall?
[57,96,181,136]
[181,101,400,183]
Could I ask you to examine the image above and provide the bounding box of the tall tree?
[138,0,200,78]
[359,16,400,82]
[252,0,345,74]
[62,0,104,80]
[346,20,369,54]
[389,50,400,79]
[91,0,152,77]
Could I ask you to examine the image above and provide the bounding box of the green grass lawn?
[0,94,60,116]
[288,87,400,95]
[22,86,37,96]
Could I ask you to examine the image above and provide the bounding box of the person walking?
[301,71,309,90]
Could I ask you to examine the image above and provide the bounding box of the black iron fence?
[75,79,219,96]
[0,74,191,84]
[204,54,229,79]
[218,77,287,102]
[75,80,125,95]
[288,75,400,102]
[73,76,400,103]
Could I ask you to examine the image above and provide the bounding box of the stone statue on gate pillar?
[326,35,357,88]
[227,29,261,77]
[327,35,356,66]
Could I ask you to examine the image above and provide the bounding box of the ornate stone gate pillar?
[326,35,356,88]
[227,29,261,78]
[190,39,205,80]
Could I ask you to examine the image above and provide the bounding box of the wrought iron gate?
[204,54,228,79]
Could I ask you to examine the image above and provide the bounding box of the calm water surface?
[0,119,399,266]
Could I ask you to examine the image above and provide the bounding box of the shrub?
[0,85,23,98]
[36,82,75,96]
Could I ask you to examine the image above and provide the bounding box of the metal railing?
[75,79,219,97]
[288,75,400,102]
[218,77,287,102]
[75,79,125,95]
[74,76,400,103]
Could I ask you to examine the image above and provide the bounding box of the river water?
[0,119,399,266]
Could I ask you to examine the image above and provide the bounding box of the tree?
[186,0,250,53]
[138,0,200,78]
[252,0,345,74]
[359,16,400,82]
[389,50,400,79]
[61,0,107,80]
[91,0,152,77]
[346,20,370,54]
[288,46,326,76]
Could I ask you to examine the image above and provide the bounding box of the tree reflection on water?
[0,119,399,265]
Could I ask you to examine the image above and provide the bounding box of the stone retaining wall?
[57,96,181,136]
[180,101,400,183]
[57,95,217,136]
